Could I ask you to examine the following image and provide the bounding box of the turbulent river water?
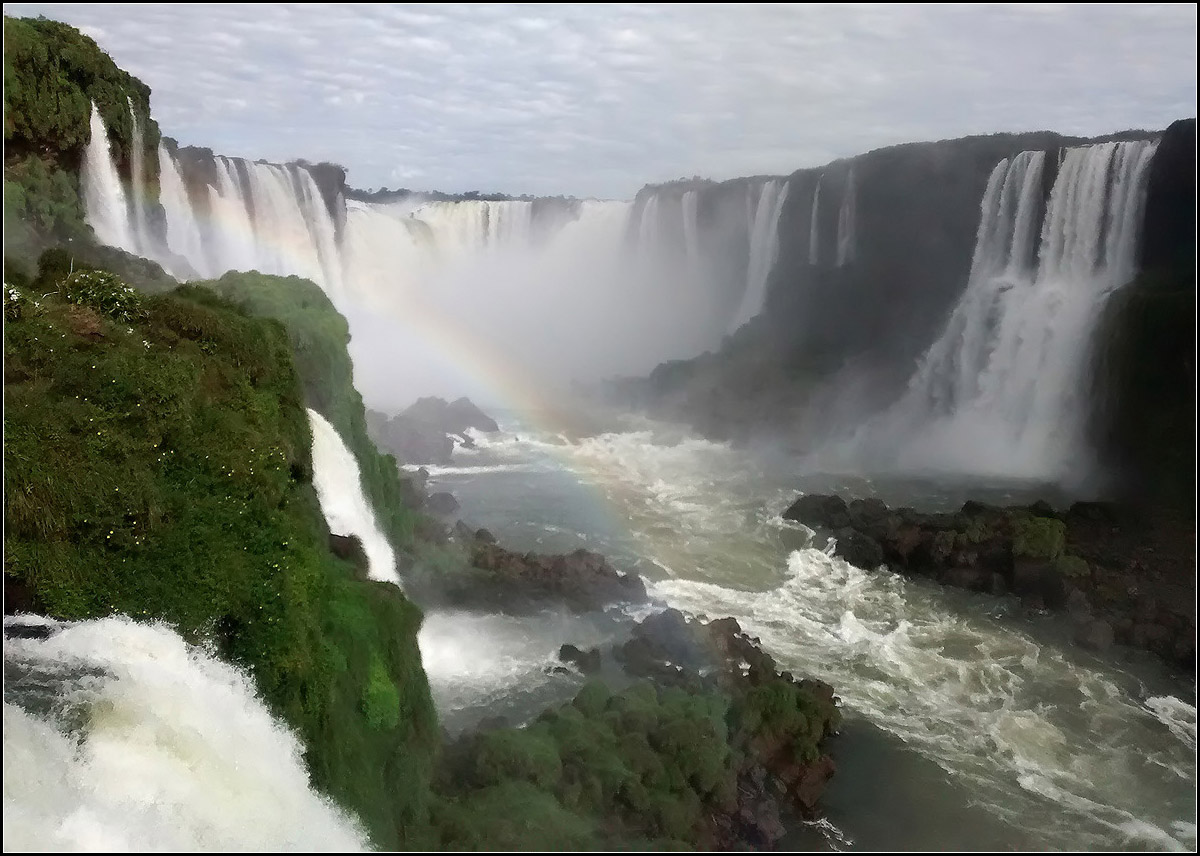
[415,408,1196,852]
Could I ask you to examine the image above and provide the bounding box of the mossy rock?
[1010,513,1066,560]
[1053,555,1091,579]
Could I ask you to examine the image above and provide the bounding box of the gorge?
[4,11,1196,854]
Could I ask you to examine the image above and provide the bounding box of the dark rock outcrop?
[427,492,460,516]
[328,533,369,577]
[424,543,648,614]
[784,493,1195,671]
[365,397,499,465]
[557,643,602,674]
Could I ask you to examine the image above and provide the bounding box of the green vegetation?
[4,15,158,168]
[1054,555,1091,579]
[1010,513,1066,560]
[3,260,436,849]
[5,15,162,267]
[195,272,427,552]
[431,675,839,849]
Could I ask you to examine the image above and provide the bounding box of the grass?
[4,266,436,850]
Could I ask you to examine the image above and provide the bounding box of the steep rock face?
[1140,119,1196,272]
[1091,118,1196,507]
[621,126,1183,459]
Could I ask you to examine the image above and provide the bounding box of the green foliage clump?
[60,268,146,322]
[1054,554,1091,579]
[4,15,159,167]
[432,671,837,850]
[4,276,436,850]
[1010,513,1066,560]
[362,652,401,730]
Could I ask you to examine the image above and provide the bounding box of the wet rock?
[329,533,368,575]
[558,643,602,674]
[833,527,884,569]
[442,543,648,614]
[1075,619,1114,652]
[427,492,460,516]
[782,494,850,529]
[941,566,991,592]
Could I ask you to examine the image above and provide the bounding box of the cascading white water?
[680,190,701,280]
[808,174,823,265]
[836,167,856,267]
[81,102,137,253]
[126,98,151,255]
[855,139,1159,481]
[157,143,210,277]
[2,615,369,852]
[307,408,399,587]
[729,179,790,331]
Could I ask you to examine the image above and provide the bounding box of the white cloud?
[6,3,1195,198]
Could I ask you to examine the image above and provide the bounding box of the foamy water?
[430,415,1197,851]
[3,616,368,852]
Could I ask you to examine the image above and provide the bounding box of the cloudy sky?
[9,3,1197,198]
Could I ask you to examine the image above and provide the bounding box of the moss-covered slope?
[3,263,437,849]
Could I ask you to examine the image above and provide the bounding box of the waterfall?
[857,139,1159,480]
[808,175,823,265]
[680,190,700,279]
[836,167,856,267]
[307,409,399,588]
[126,98,151,254]
[730,179,790,331]
[81,102,137,253]
[158,144,210,277]
[2,615,369,851]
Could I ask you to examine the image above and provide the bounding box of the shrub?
[60,269,146,322]
[1010,513,1066,560]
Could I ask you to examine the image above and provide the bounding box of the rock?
[427,492,460,516]
[1075,619,1114,652]
[941,566,991,591]
[558,643,602,674]
[445,397,500,433]
[782,494,850,529]
[452,520,475,542]
[329,533,368,575]
[832,527,884,569]
[457,543,649,614]
[474,528,497,544]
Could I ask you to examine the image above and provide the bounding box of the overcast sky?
[8,3,1197,198]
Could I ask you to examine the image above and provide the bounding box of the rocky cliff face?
[622,125,1189,474]
[1091,119,1196,508]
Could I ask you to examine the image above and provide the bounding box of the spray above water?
[307,408,399,587]
[3,616,369,852]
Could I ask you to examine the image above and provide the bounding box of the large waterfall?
[3,615,369,851]
[850,139,1159,481]
[82,110,792,394]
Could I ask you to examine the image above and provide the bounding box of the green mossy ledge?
[3,267,437,850]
